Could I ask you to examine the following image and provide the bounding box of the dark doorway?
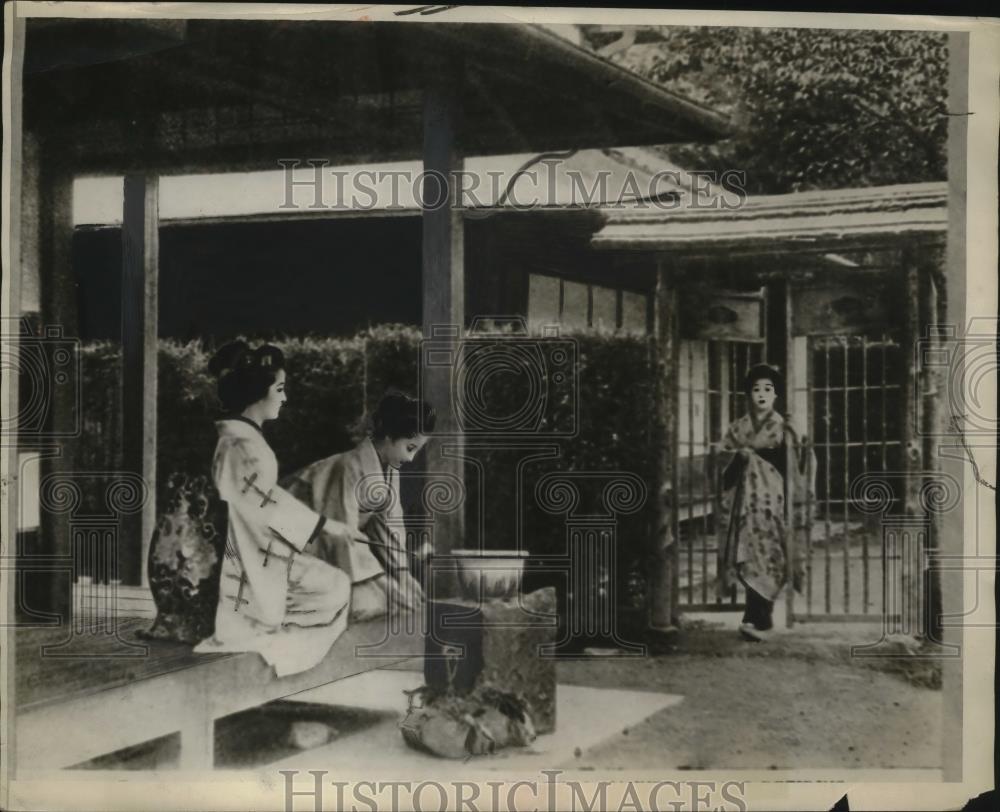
[73,215,423,343]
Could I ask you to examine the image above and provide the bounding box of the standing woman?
[285,391,435,619]
[194,341,366,676]
[717,364,813,641]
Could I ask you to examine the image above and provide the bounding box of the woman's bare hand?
[324,517,369,543]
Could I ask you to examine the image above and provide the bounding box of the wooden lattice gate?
[796,333,905,621]
[672,282,908,624]
[676,338,763,611]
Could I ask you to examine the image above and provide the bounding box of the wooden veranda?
[0,10,738,771]
[5,14,731,626]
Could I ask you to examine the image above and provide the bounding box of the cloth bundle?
[399,685,536,759]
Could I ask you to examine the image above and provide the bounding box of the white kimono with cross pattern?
[193,418,351,676]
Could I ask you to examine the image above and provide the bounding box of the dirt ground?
[78,615,943,772]
[558,618,943,771]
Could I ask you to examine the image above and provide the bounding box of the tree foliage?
[580,26,949,194]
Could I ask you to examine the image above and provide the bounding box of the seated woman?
[285,391,436,620]
[716,364,813,641]
[193,341,368,676]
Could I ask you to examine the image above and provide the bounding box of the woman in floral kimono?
[285,391,435,620]
[717,364,813,641]
[194,342,367,676]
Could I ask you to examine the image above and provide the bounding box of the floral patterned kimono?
[284,437,425,619]
[193,417,351,676]
[717,410,814,602]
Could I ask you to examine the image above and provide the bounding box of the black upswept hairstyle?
[743,363,784,401]
[371,390,436,440]
[208,341,285,414]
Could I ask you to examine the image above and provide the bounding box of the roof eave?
[512,23,734,143]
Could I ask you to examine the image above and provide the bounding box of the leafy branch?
[579,26,948,193]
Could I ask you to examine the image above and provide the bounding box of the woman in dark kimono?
[717,364,813,641]
[285,391,435,620]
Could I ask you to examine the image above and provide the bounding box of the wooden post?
[940,30,967,783]
[919,254,944,646]
[36,151,75,626]
[121,174,159,586]
[1,11,26,787]
[178,712,215,770]
[766,278,799,626]
[650,260,680,633]
[779,280,797,628]
[765,278,788,371]
[899,251,923,638]
[421,72,465,570]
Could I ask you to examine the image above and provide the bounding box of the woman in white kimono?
[716,364,814,642]
[194,342,368,676]
[285,391,435,620]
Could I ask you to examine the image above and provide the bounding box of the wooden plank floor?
[15,618,240,712]
[15,614,425,770]
[16,614,426,713]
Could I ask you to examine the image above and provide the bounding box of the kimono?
[284,437,424,619]
[716,410,814,602]
[193,417,351,677]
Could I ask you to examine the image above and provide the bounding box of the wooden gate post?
[767,278,798,626]
[778,280,797,628]
[899,250,924,638]
[650,260,680,633]
[918,252,945,645]
[940,29,967,782]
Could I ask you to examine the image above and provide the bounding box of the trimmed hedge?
[464,331,656,560]
[77,326,656,605]
[77,341,126,515]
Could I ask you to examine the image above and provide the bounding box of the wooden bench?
[15,616,423,770]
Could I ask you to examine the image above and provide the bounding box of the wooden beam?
[592,227,948,256]
[651,260,680,632]
[37,116,425,177]
[121,174,159,586]
[421,72,465,572]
